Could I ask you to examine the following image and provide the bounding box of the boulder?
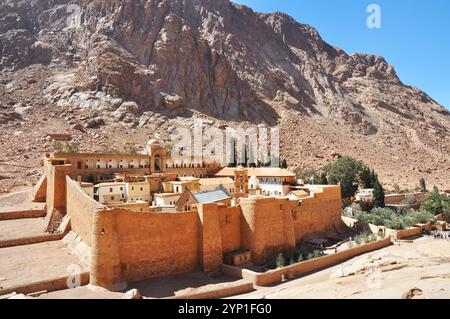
[124,289,141,299]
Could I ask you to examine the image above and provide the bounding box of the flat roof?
[154,193,182,197]
[94,182,126,187]
[193,189,231,204]
[198,177,234,186]
[216,167,296,178]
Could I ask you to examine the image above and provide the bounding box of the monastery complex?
[26,139,346,291]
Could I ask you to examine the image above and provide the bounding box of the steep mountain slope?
[0,0,449,191]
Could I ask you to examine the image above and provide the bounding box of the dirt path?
[0,241,88,293]
[229,237,450,299]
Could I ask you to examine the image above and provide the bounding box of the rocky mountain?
[0,0,449,191]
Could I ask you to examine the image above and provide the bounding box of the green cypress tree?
[319,172,328,185]
[373,180,385,208]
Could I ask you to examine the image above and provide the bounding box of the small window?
[110,188,113,193]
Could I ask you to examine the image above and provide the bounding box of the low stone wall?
[396,227,422,240]
[170,280,254,299]
[228,237,392,287]
[0,233,66,249]
[0,210,46,221]
[0,273,90,296]
[344,216,432,240]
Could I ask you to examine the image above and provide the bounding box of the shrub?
[306,250,325,260]
[419,178,427,193]
[295,168,320,184]
[66,142,80,153]
[422,187,450,216]
[52,141,64,153]
[123,144,140,154]
[353,207,432,230]
[354,233,368,245]
[276,254,286,269]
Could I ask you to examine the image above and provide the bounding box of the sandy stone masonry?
[29,140,346,291]
[58,177,344,290]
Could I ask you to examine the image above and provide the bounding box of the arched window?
[154,155,162,172]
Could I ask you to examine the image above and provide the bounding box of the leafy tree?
[123,144,139,154]
[66,142,80,153]
[319,172,328,185]
[359,166,373,189]
[52,141,64,153]
[295,168,319,184]
[443,199,450,218]
[419,178,427,193]
[324,156,364,199]
[422,187,450,216]
[373,180,385,208]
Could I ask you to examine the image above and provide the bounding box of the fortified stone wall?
[114,209,201,282]
[240,198,296,265]
[66,177,105,246]
[65,175,345,290]
[218,206,241,254]
[46,162,72,213]
[291,186,344,242]
[385,192,427,205]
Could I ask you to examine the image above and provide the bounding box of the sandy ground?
[229,237,450,299]
[0,186,45,213]
[0,218,48,241]
[0,241,87,292]
[37,271,240,299]
[38,285,123,299]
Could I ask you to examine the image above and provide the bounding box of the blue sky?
[233,0,450,109]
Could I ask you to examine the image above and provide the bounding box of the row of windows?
[77,161,150,170]
[167,163,211,169]
[108,187,144,193]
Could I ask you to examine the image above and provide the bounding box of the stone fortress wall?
[64,176,344,290]
[33,138,346,290]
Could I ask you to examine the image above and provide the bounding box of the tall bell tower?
[146,139,167,174]
[234,166,249,199]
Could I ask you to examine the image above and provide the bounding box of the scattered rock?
[124,289,141,299]
[71,123,84,131]
[402,287,423,299]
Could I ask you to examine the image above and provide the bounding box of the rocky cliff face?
[0,0,449,190]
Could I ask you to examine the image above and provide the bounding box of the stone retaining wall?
[224,237,392,287]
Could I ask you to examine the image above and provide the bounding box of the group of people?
[432,230,450,240]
